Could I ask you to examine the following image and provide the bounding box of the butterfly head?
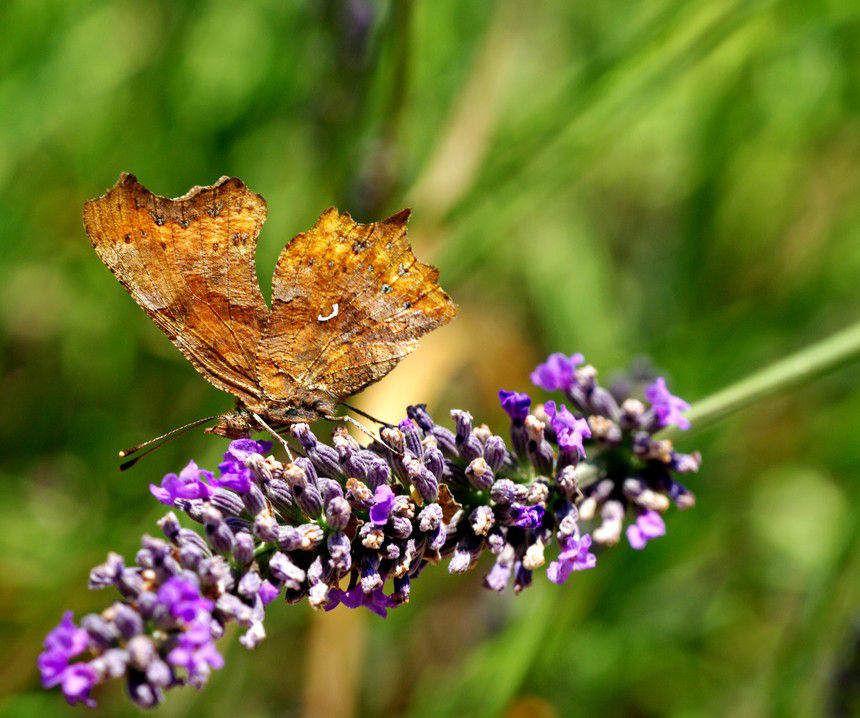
[206,394,337,438]
[206,409,255,438]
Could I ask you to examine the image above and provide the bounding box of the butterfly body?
[83,174,457,437]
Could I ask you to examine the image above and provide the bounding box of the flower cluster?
[39,352,699,708]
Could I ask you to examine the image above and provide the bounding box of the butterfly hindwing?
[83,173,269,407]
[256,208,458,402]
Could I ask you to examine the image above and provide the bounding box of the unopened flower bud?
[127,635,157,671]
[263,479,294,514]
[366,458,390,490]
[201,507,235,555]
[268,552,305,590]
[254,511,280,543]
[473,424,492,444]
[360,524,385,549]
[81,613,117,648]
[241,483,267,517]
[588,386,619,421]
[483,435,507,471]
[297,523,325,550]
[238,571,262,600]
[233,531,255,566]
[418,503,443,532]
[470,505,495,536]
[526,481,549,505]
[405,457,438,502]
[158,513,181,542]
[522,538,546,570]
[399,418,424,459]
[380,426,405,454]
[325,496,351,531]
[465,457,494,490]
[592,500,624,545]
[245,453,274,483]
[345,478,373,509]
[619,398,646,430]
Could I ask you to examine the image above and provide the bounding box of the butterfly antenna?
[251,412,294,462]
[118,415,217,467]
[119,439,175,472]
[338,402,395,428]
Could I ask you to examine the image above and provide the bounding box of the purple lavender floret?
[645,377,691,430]
[149,461,214,505]
[213,439,272,493]
[547,535,596,584]
[38,612,94,706]
[510,504,545,529]
[326,585,397,618]
[166,621,224,687]
[41,351,701,709]
[626,510,667,550]
[158,576,214,622]
[530,352,584,392]
[369,484,395,525]
[498,390,531,422]
[544,400,591,459]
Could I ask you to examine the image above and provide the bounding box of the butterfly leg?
[325,414,402,455]
[338,402,395,428]
[252,412,295,462]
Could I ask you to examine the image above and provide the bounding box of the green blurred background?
[1,1,859,716]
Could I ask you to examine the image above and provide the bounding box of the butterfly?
[83,173,457,462]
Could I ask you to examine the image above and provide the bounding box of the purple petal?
[60,663,98,707]
[637,510,666,539]
[645,377,691,430]
[258,580,280,606]
[530,353,584,392]
[369,484,395,526]
[224,439,271,462]
[626,524,647,550]
[546,559,571,585]
[498,390,532,422]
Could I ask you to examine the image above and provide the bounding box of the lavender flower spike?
[39,349,702,710]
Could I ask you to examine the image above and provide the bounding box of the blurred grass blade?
[672,319,860,435]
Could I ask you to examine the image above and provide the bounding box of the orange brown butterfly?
[83,174,457,467]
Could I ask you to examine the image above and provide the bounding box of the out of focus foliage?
[1,1,859,716]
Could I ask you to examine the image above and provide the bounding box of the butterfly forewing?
[256,208,458,401]
[83,174,269,407]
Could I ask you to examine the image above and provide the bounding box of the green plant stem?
[665,319,860,438]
